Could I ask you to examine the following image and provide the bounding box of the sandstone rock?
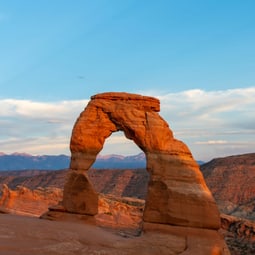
[0,214,188,255]
[56,92,230,254]
[64,92,220,229]
[42,194,230,255]
[63,171,98,215]
[143,222,230,255]
[0,184,62,217]
[96,194,145,232]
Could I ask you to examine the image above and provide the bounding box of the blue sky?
[0,1,255,161]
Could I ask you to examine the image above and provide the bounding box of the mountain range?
[0,152,206,170]
[0,152,146,170]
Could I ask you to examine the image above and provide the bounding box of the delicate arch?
[63,92,220,229]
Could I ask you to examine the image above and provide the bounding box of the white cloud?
[0,99,88,155]
[101,132,142,156]
[195,140,228,145]
[0,87,255,161]
[0,99,88,119]
[154,87,255,161]
[0,136,69,155]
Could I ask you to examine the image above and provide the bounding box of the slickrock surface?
[201,153,255,220]
[64,92,220,229]
[0,214,229,255]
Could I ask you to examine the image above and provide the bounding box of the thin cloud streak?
[195,140,228,145]
[0,87,254,161]
[0,99,88,155]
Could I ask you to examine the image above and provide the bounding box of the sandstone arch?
[63,92,220,229]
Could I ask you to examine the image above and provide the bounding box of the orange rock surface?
[96,194,145,232]
[64,92,220,229]
[38,91,230,254]
[0,184,62,216]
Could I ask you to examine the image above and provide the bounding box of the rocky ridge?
[0,184,62,217]
[200,153,255,220]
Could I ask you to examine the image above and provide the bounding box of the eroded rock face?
[0,184,62,217]
[63,92,220,229]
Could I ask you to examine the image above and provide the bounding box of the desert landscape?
[1,1,254,254]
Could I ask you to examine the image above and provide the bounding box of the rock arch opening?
[89,130,149,232]
[97,131,143,160]
[62,92,220,232]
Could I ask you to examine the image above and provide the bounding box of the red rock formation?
[63,92,220,230]
[0,184,63,216]
[56,92,229,254]
[96,194,144,232]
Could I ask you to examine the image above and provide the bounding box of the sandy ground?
[0,214,186,255]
